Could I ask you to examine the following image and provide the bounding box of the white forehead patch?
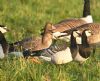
[0,27,7,33]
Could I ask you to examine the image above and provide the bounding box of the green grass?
[0,0,100,81]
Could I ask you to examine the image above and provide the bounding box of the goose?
[70,29,93,64]
[51,0,93,35]
[0,23,66,60]
[8,22,66,58]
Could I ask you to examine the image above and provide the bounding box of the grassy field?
[0,0,100,81]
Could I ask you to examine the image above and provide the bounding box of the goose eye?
[49,30,53,33]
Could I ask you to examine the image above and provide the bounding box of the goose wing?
[41,40,68,57]
[21,36,42,50]
[53,19,87,33]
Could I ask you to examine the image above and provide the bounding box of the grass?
[0,0,100,81]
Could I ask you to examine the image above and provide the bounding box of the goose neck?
[82,33,89,47]
[42,33,52,47]
[83,0,91,17]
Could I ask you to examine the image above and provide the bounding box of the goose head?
[40,22,57,49]
[72,30,82,44]
[41,23,67,39]
[40,22,67,50]
[81,29,93,45]
[0,25,9,33]
[83,29,92,37]
[42,22,56,42]
[72,30,81,37]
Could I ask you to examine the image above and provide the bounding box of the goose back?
[53,19,87,33]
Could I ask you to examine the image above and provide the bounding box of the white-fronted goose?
[21,22,55,51]
[9,22,66,58]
